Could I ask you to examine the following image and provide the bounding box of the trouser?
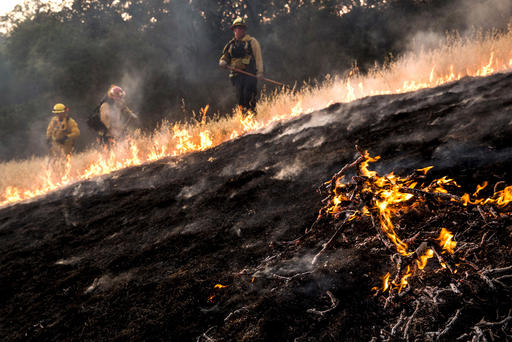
[231,74,258,112]
[98,132,116,148]
[48,140,74,178]
[50,140,74,158]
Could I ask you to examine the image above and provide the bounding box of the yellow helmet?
[231,17,248,30]
[52,103,68,114]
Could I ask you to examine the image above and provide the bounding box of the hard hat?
[108,85,126,100]
[231,17,248,30]
[52,103,68,114]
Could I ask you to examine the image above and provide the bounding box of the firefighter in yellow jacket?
[219,18,264,112]
[46,103,80,157]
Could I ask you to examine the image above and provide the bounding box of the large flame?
[2,28,512,207]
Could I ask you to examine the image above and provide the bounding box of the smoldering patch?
[220,156,266,177]
[84,271,133,294]
[273,158,305,180]
[177,178,209,200]
[297,135,325,150]
[276,112,339,139]
[55,256,82,265]
[171,219,213,236]
[250,254,316,282]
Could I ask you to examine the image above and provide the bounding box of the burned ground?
[1,72,512,341]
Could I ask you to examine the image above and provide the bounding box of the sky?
[0,1,24,16]
[0,0,70,16]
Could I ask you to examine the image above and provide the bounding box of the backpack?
[87,99,108,135]
[226,37,256,73]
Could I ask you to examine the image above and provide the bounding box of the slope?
[1,71,512,341]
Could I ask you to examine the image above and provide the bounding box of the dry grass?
[2,27,512,206]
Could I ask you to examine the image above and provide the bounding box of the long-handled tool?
[226,65,287,88]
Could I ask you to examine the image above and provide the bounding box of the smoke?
[119,71,146,118]
[276,112,339,139]
[177,178,209,200]
[55,256,82,265]
[84,272,134,294]
[405,0,512,55]
[273,158,305,180]
[462,0,512,30]
[252,254,316,280]
[297,135,325,150]
[220,151,268,176]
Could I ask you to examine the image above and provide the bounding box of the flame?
[416,248,434,270]
[200,104,209,124]
[207,283,229,303]
[378,267,412,294]
[416,166,433,175]
[356,151,414,255]
[382,272,390,292]
[473,181,488,197]
[3,29,512,207]
[393,265,412,293]
[462,182,512,208]
[494,185,512,207]
[291,100,303,117]
[436,228,457,254]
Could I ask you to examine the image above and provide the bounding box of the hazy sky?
[0,0,71,16]
[0,1,23,15]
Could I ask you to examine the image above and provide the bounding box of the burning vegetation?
[1,62,512,341]
[216,148,512,341]
[2,27,512,208]
[313,149,512,340]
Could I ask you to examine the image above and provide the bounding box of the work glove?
[219,60,228,69]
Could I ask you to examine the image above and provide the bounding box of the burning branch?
[232,147,511,341]
[309,148,512,308]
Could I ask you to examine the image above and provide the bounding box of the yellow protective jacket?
[99,100,137,138]
[219,34,263,77]
[46,114,80,155]
[46,115,80,144]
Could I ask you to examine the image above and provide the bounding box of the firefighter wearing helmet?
[46,103,80,157]
[219,17,264,113]
[99,84,139,142]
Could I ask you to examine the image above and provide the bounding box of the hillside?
[1,71,512,341]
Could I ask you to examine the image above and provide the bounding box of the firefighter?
[99,85,139,143]
[46,103,80,158]
[219,17,264,113]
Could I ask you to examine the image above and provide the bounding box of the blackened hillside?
[1,72,512,341]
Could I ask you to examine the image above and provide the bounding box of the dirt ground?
[1,72,512,341]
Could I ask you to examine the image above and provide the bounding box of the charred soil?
[2,72,512,341]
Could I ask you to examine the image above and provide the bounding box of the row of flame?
[1,48,512,207]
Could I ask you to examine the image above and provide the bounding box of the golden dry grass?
[2,27,512,206]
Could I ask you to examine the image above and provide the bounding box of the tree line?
[0,0,511,161]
